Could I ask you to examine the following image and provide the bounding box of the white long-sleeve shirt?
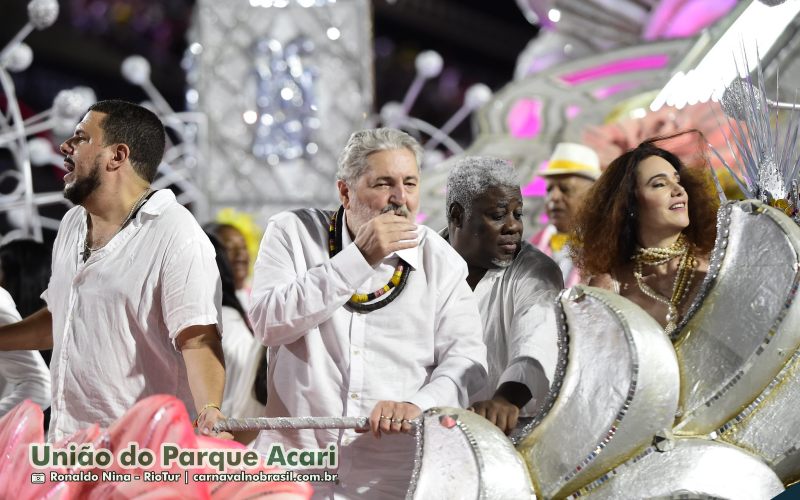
[42,189,222,441]
[249,208,487,499]
[0,288,50,415]
[473,242,563,416]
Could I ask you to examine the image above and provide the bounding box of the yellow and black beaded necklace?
[329,206,412,313]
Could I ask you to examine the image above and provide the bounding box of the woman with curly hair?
[571,133,719,335]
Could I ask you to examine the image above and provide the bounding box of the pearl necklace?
[632,234,696,335]
[82,188,152,263]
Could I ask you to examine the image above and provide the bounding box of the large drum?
[407,407,534,499]
[672,200,800,484]
[578,436,784,499]
[516,286,680,498]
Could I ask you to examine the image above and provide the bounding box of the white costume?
[220,305,266,419]
[43,189,221,441]
[0,288,50,416]
[473,242,563,415]
[249,208,488,499]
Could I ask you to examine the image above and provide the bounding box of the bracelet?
[193,403,221,428]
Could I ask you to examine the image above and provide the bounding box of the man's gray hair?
[336,128,424,185]
[446,156,519,221]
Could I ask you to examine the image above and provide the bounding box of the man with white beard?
[249,128,488,499]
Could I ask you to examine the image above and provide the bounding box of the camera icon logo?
[31,472,45,484]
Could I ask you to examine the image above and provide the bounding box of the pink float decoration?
[565,105,582,119]
[644,0,736,41]
[592,81,641,100]
[508,98,543,138]
[0,397,313,500]
[581,101,743,197]
[521,165,548,198]
[560,55,670,86]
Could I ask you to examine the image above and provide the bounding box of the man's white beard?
[346,196,411,235]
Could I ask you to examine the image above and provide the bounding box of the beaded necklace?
[328,206,412,313]
[632,234,696,335]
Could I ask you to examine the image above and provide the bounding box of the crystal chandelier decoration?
[186,0,374,222]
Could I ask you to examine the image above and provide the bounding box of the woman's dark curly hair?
[571,131,719,276]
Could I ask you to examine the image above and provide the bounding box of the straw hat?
[539,142,601,180]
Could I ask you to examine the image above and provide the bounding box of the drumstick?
[212,416,420,433]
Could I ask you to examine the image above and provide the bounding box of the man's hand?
[353,212,418,266]
[195,406,234,440]
[366,401,421,438]
[469,396,520,435]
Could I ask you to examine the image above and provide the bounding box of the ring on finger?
[391,418,402,424]
[379,415,392,420]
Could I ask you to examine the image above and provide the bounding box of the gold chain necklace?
[632,234,697,335]
[82,188,152,262]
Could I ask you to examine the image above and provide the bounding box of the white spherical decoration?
[6,207,27,229]
[4,43,33,73]
[28,137,55,165]
[121,55,151,85]
[27,0,59,30]
[423,149,445,168]
[464,83,492,110]
[380,101,406,127]
[52,86,97,121]
[415,50,443,79]
[53,117,77,137]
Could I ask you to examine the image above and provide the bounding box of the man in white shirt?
[0,100,227,441]
[445,156,563,434]
[249,128,488,499]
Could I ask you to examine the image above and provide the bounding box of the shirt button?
[352,349,360,356]
[350,393,359,400]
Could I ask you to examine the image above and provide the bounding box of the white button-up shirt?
[249,208,487,499]
[473,242,563,416]
[42,189,221,441]
[0,288,50,416]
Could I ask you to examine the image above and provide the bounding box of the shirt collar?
[137,189,174,218]
[341,210,420,269]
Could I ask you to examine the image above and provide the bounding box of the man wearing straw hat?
[530,142,601,287]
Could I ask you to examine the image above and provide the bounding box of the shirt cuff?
[497,357,549,401]
[405,392,438,413]
[333,242,376,290]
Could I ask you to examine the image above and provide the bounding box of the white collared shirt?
[43,189,222,441]
[473,242,563,415]
[249,208,487,499]
[0,288,50,415]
